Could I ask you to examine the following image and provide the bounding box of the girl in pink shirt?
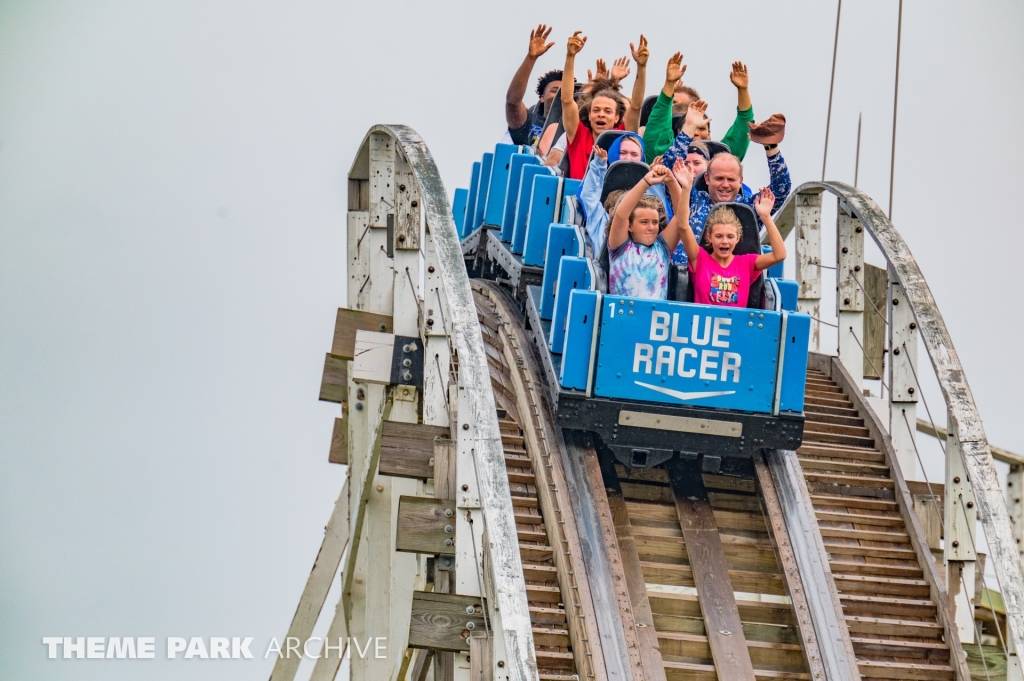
[678,183,786,307]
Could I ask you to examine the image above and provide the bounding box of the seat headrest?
[699,202,760,256]
[600,160,650,205]
[639,95,658,127]
[594,130,628,152]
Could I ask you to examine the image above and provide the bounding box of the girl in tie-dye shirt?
[607,162,692,299]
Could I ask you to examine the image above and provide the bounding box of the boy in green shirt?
[643,54,755,163]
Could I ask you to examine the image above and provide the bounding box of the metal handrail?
[774,180,1024,657]
[364,125,538,680]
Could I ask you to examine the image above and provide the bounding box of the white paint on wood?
[1010,465,1024,563]
[837,207,865,388]
[352,331,395,384]
[794,192,822,352]
[944,416,977,645]
[370,132,396,229]
[888,276,919,479]
[348,211,370,309]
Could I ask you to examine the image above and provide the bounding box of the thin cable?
[815,263,837,271]
[854,112,863,187]
[900,408,943,524]
[808,315,839,329]
[847,268,888,327]
[822,0,843,181]
[958,494,1011,658]
[888,0,904,219]
[901,341,952,463]
[846,326,890,393]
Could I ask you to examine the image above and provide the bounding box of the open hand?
[592,58,609,81]
[593,146,608,163]
[729,61,748,89]
[672,158,694,191]
[754,187,776,219]
[567,31,587,57]
[611,56,631,81]
[630,35,649,67]
[528,24,555,59]
[665,52,687,86]
[685,99,709,130]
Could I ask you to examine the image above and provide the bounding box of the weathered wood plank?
[469,630,492,681]
[752,454,827,680]
[396,496,457,555]
[318,353,348,403]
[331,307,393,360]
[862,263,887,380]
[600,453,668,681]
[328,417,347,465]
[378,421,449,480]
[408,591,486,652]
[667,457,756,681]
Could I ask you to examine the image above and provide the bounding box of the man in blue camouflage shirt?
[663,100,791,264]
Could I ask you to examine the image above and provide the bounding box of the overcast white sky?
[2,1,1022,679]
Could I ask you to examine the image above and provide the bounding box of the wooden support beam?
[332,307,393,359]
[328,417,347,465]
[319,353,348,403]
[667,457,756,681]
[469,631,492,681]
[752,453,830,681]
[916,418,1024,467]
[862,264,887,380]
[408,592,486,652]
[396,496,457,555]
[378,422,449,480]
[268,476,350,681]
[408,648,433,681]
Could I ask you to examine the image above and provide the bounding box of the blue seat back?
[778,312,811,413]
[483,144,521,227]
[471,153,494,232]
[512,165,554,254]
[465,161,482,236]
[523,176,564,267]
[539,224,584,319]
[549,257,595,352]
[560,290,602,391]
[501,153,539,241]
[452,188,469,238]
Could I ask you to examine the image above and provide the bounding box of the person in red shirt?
[560,31,646,180]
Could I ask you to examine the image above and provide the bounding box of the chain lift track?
[272,126,1024,681]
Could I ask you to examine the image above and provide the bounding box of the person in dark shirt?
[505,24,566,146]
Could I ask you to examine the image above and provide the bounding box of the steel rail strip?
[774,180,1024,664]
[368,124,539,681]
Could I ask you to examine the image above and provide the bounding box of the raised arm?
[660,159,693,255]
[662,98,709,170]
[765,145,791,211]
[607,168,664,251]
[667,159,700,262]
[505,24,556,129]
[624,35,648,132]
[753,188,786,270]
[720,61,755,160]
[561,31,587,143]
[643,52,686,162]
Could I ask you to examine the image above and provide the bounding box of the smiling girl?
[680,186,786,307]
[606,163,690,299]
